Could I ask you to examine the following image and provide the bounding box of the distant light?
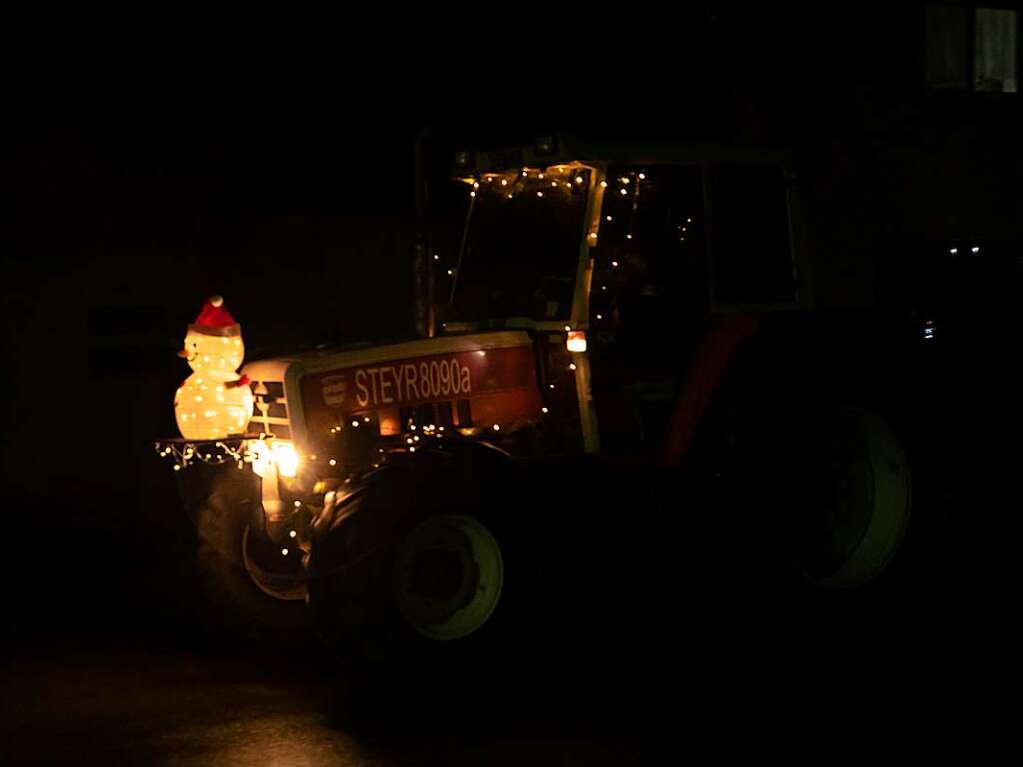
[596,313,603,320]
[564,325,572,332]
[447,269,454,275]
[294,500,302,508]
[611,260,619,267]
[620,188,628,195]
[568,362,577,370]
[626,234,633,240]
[473,182,480,189]
[600,181,608,188]
[687,217,692,223]
[537,191,544,197]
[638,173,646,180]
[971,246,980,253]
[620,177,630,184]
[433,254,440,260]
[606,215,613,222]
[328,458,337,466]
[541,407,549,414]
[501,179,508,186]
[281,548,289,556]
[470,191,476,197]
[289,530,297,538]
[575,175,584,184]
[364,416,371,422]
[492,424,500,431]
[351,419,360,427]
[949,248,958,255]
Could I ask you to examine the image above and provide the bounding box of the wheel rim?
[801,409,912,589]
[393,514,504,641]
[242,525,308,602]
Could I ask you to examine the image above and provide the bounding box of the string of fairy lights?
[154,439,249,471]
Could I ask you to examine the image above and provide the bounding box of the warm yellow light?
[249,441,272,478]
[575,176,584,184]
[289,530,297,538]
[273,443,299,477]
[328,458,337,467]
[470,191,477,198]
[600,180,608,188]
[537,191,544,197]
[501,179,508,186]
[281,548,289,556]
[293,500,302,508]
[351,419,360,427]
[175,326,252,440]
[566,330,587,353]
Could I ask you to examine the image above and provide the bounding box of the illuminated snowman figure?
[174,296,254,440]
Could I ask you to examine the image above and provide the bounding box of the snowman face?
[184,329,245,374]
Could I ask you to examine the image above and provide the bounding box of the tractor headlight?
[247,440,300,479]
[272,443,300,478]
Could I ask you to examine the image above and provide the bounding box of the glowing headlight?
[249,440,272,478]
[273,443,300,478]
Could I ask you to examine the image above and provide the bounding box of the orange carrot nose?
[177,349,189,358]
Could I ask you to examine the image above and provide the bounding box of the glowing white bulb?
[950,248,958,254]
[638,173,646,180]
[541,407,549,413]
[501,179,508,186]
[447,269,454,275]
[281,548,289,556]
[600,181,608,188]
[596,314,603,320]
[473,182,480,189]
[289,530,297,538]
[492,424,500,431]
[575,176,584,184]
[537,191,543,197]
[612,260,619,267]
[620,188,628,195]
[626,234,633,240]
[294,500,302,508]
[351,419,360,427]
[470,191,476,198]
[606,215,613,222]
[363,416,370,422]
[971,246,980,253]
[569,363,577,370]
[328,458,337,466]
[433,254,440,260]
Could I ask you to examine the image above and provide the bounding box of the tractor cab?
[425,134,809,457]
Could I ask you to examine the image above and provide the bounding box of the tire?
[746,404,919,684]
[306,445,546,692]
[195,486,311,646]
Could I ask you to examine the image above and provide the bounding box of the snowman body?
[175,328,254,440]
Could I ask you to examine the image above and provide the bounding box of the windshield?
[434,165,592,323]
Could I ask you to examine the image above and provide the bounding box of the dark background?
[3,5,1019,761]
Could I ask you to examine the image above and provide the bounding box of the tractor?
[158,133,919,682]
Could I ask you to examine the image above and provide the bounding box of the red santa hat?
[189,295,241,336]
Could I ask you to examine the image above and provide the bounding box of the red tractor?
[159,134,917,677]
